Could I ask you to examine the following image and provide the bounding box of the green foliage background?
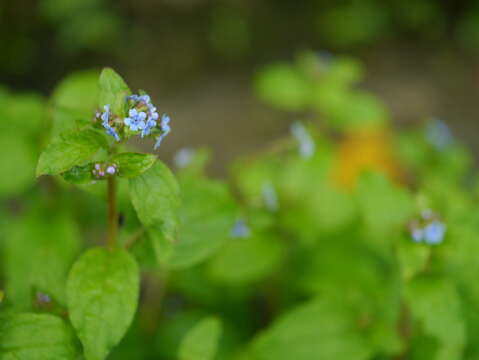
[0,52,477,360]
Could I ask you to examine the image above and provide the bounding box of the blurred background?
[1,0,479,172]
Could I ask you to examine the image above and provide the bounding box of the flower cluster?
[98,104,120,142]
[92,162,118,179]
[95,93,171,149]
[409,210,446,245]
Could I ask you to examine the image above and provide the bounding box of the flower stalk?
[107,176,118,248]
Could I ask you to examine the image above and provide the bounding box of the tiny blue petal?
[424,221,446,245]
[231,218,251,238]
[411,228,423,243]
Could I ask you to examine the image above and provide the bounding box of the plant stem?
[125,228,146,249]
[107,177,118,248]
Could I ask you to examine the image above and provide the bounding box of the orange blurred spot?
[331,130,402,189]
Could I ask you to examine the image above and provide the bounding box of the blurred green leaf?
[356,172,414,243]
[36,128,108,176]
[67,247,139,360]
[112,152,157,178]
[50,70,100,137]
[255,64,310,111]
[396,234,431,281]
[165,177,237,269]
[252,298,375,360]
[208,232,284,285]
[317,2,389,47]
[0,313,78,359]
[178,317,222,360]
[3,208,80,309]
[52,70,99,112]
[0,134,36,196]
[405,274,465,360]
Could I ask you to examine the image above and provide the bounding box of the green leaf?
[129,160,180,242]
[67,247,140,360]
[356,172,414,244]
[2,93,48,137]
[178,317,222,360]
[405,275,465,360]
[98,68,131,116]
[36,128,108,177]
[112,152,157,178]
[50,70,100,137]
[3,208,81,309]
[255,64,310,111]
[62,164,94,184]
[166,177,237,269]
[0,313,78,359]
[52,70,100,112]
[251,298,375,360]
[208,233,284,285]
[0,134,36,196]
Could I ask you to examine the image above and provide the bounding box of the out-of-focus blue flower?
[231,218,251,238]
[174,148,195,168]
[411,228,423,243]
[101,104,120,142]
[290,121,315,158]
[423,220,446,245]
[426,118,453,149]
[154,114,171,150]
[262,182,279,212]
[124,108,147,131]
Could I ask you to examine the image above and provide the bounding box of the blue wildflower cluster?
[98,104,120,142]
[95,93,171,149]
[409,210,446,245]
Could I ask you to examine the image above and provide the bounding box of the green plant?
[0,58,478,360]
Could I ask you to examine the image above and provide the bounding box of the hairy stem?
[107,177,118,248]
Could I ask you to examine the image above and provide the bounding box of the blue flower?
[139,94,151,104]
[426,119,453,149]
[262,182,279,212]
[174,148,195,168]
[423,220,446,245]
[101,104,120,141]
[126,94,140,102]
[411,228,423,243]
[154,114,171,149]
[105,125,120,142]
[101,104,110,124]
[231,218,251,238]
[290,121,315,158]
[124,108,147,131]
[141,119,157,137]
